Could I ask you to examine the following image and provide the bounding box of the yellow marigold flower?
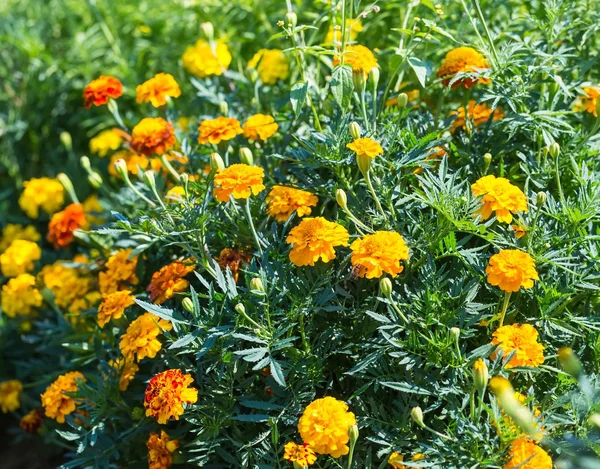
[47,203,87,248]
[182,39,232,78]
[144,369,198,424]
[333,45,377,75]
[136,73,181,107]
[388,452,425,469]
[198,116,243,145]
[346,137,383,159]
[213,164,265,202]
[243,114,279,141]
[283,442,317,466]
[437,46,490,88]
[40,371,85,423]
[131,117,176,156]
[19,177,65,219]
[109,356,139,392]
[1,274,43,317]
[286,217,349,267]
[20,408,44,433]
[491,323,545,368]
[0,240,41,277]
[97,290,135,328]
[166,186,186,204]
[108,150,148,177]
[350,231,409,279]
[98,249,139,296]
[298,396,357,458]
[83,75,123,108]
[119,312,173,362]
[574,85,600,117]
[486,249,539,293]
[248,49,289,85]
[0,224,41,253]
[147,259,196,304]
[266,186,319,222]
[325,19,363,43]
[39,260,92,310]
[67,290,101,327]
[147,431,179,469]
[0,380,22,413]
[512,224,527,239]
[216,248,251,283]
[90,129,123,157]
[451,100,504,133]
[471,175,528,224]
[503,438,552,469]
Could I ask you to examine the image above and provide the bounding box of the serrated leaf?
[330,65,353,109]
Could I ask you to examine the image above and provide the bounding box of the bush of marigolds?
[2,0,600,467]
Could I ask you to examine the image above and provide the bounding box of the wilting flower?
[248,49,289,84]
[147,259,196,304]
[213,164,265,202]
[83,75,123,108]
[97,290,135,328]
[147,431,179,469]
[350,231,409,279]
[0,380,22,413]
[0,240,41,277]
[198,116,243,145]
[388,452,426,469]
[486,250,539,293]
[131,117,176,156]
[574,85,600,117]
[40,371,85,423]
[287,217,349,267]
[325,19,363,43]
[298,396,357,458]
[503,438,552,469]
[108,356,139,392]
[1,274,43,317]
[243,114,278,141]
[437,46,490,88]
[283,442,317,466]
[182,39,232,77]
[266,186,319,222]
[333,45,377,76]
[47,203,86,248]
[136,73,181,107]
[216,248,251,282]
[90,129,123,157]
[99,249,139,295]
[119,312,173,362]
[0,224,40,253]
[471,175,528,224]
[346,137,383,159]
[451,100,504,133]
[20,408,44,433]
[19,177,65,219]
[491,323,545,368]
[144,369,198,424]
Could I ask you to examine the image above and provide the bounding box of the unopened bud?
[349,122,361,139]
[336,189,348,209]
[143,170,156,189]
[558,347,583,379]
[219,101,229,115]
[483,153,492,165]
[285,11,298,28]
[239,147,254,166]
[80,156,92,172]
[589,413,600,429]
[449,327,460,340]
[536,191,547,206]
[114,158,129,180]
[60,131,73,151]
[88,172,103,189]
[180,173,189,186]
[352,70,366,91]
[369,67,380,89]
[201,22,214,41]
[234,303,246,315]
[248,67,259,83]
[250,277,265,293]
[210,152,225,171]
[411,407,424,427]
[397,93,408,109]
[357,153,372,176]
[380,278,393,297]
[472,358,489,395]
[549,142,560,158]
[182,297,194,313]
[348,424,359,444]
[57,173,77,202]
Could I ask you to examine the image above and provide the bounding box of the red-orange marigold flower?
[147,259,196,304]
[47,203,86,248]
[131,117,176,156]
[20,408,44,433]
[216,248,251,282]
[144,369,198,424]
[83,75,123,108]
[147,431,179,469]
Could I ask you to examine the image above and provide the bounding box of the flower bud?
[369,67,380,89]
[557,347,583,379]
[483,153,492,165]
[143,170,156,189]
[239,147,254,166]
[60,131,73,151]
[114,158,129,180]
[349,122,362,139]
[589,413,600,429]
[411,407,424,427]
[180,173,189,186]
[380,277,393,297]
[201,22,214,41]
[536,191,547,206]
[219,101,229,116]
[80,155,92,172]
[247,67,259,83]
[352,70,366,91]
[285,11,298,28]
[549,142,560,158]
[396,93,408,109]
[472,358,489,395]
[182,297,194,313]
[357,153,372,176]
[336,189,348,209]
[234,303,246,315]
[88,172,103,189]
[449,327,460,341]
[348,424,359,444]
[210,152,225,171]
[250,277,265,293]
[57,173,77,202]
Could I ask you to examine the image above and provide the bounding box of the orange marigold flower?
[243,114,278,141]
[148,431,179,469]
[471,175,528,224]
[213,164,265,202]
[119,312,173,362]
[333,45,377,75]
[346,137,383,159]
[40,371,85,423]
[491,323,545,368]
[83,75,123,108]
[131,117,176,156]
[216,248,251,282]
[99,249,139,295]
[283,442,317,466]
[503,438,552,469]
[144,369,198,424]
[20,408,44,433]
[298,396,357,458]
[182,40,232,78]
[198,116,243,145]
[437,46,490,88]
[286,217,349,267]
[266,186,319,222]
[574,85,600,117]
[0,239,41,277]
[350,231,409,279]
[47,203,86,248]
[136,73,182,107]
[512,224,527,239]
[0,380,22,413]
[109,356,139,392]
[486,249,539,293]
[451,100,504,133]
[97,290,135,328]
[147,259,196,304]
[248,49,289,85]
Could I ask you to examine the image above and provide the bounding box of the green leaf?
[269,358,286,387]
[380,381,432,395]
[290,81,308,116]
[408,56,432,88]
[330,65,354,110]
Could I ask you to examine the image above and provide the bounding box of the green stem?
[245,198,263,255]
[498,291,512,327]
[360,84,370,132]
[160,155,181,183]
[471,0,500,65]
[385,292,409,324]
[555,155,566,208]
[364,171,387,220]
[346,439,356,469]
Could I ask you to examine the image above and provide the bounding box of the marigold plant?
[144,369,198,424]
[286,217,349,266]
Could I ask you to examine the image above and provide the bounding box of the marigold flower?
[503,438,552,469]
[0,380,22,413]
[182,39,232,77]
[97,290,135,328]
[119,312,173,362]
[286,217,349,267]
[213,164,265,202]
[333,45,377,75]
[388,452,425,469]
[437,46,490,88]
[471,175,528,224]
[83,75,123,108]
[19,177,65,219]
[266,186,319,222]
[346,137,383,159]
[574,85,600,117]
[90,129,123,157]
[40,371,85,423]
[512,225,527,239]
[136,73,182,107]
[298,396,357,458]
[491,323,545,368]
[1,274,43,317]
[0,240,41,277]
[109,150,153,177]
[283,442,317,466]
[451,100,504,133]
[198,116,243,145]
[99,249,139,295]
[144,369,198,424]
[325,19,363,43]
[216,248,251,282]
[248,49,289,85]
[0,224,41,253]
[20,408,44,433]
[486,249,539,293]
[350,231,409,279]
[147,259,196,304]
[39,260,93,310]
[243,114,279,141]
[108,356,139,392]
[148,431,179,469]
[131,117,176,156]
[166,186,186,203]
[47,203,86,248]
